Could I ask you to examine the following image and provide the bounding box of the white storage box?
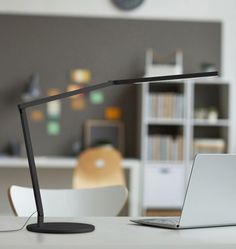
[143,164,185,209]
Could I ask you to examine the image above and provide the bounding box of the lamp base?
[27,222,95,234]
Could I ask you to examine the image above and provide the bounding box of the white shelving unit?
[140,78,231,212]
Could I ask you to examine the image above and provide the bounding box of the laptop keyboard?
[139,217,180,225]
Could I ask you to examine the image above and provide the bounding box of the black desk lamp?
[18,71,217,234]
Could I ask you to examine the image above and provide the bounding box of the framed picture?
[84,120,125,154]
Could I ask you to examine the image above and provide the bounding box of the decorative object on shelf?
[47,88,60,97]
[68,68,91,110]
[67,84,85,111]
[84,119,125,154]
[71,140,82,156]
[89,90,104,105]
[4,140,22,156]
[47,88,61,136]
[67,84,81,95]
[105,106,122,120]
[47,88,61,120]
[30,110,44,122]
[21,73,41,102]
[46,98,61,120]
[70,69,91,84]
[145,49,183,77]
[71,96,85,110]
[112,0,145,11]
[207,107,218,121]
[194,108,208,119]
[47,121,60,136]
[194,107,218,121]
[200,62,217,72]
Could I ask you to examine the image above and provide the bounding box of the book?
[193,138,225,154]
[149,93,184,119]
[148,134,184,161]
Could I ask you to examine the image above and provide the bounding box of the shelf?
[192,119,229,127]
[146,118,185,126]
[146,161,184,167]
[0,156,140,170]
[194,78,229,85]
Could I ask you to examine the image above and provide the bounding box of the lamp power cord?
[0,211,37,232]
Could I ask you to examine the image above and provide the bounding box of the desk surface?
[0,216,235,248]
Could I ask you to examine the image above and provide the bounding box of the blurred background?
[0,0,235,217]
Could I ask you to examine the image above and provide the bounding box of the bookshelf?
[140,78,231,212]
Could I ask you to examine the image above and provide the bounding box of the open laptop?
[131,154,236,229]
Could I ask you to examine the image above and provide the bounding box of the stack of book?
[193,138,225,154]
[149,93,184,119]
[148,135,184,161]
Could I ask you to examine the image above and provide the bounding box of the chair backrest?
[9,185,128,217]
[73,146,125,189]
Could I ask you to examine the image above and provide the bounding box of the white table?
[0,157,141,217]
[0,216,235,248]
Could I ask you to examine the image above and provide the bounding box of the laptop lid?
[179,154,236,228]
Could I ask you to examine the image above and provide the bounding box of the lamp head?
[112,71,218,85]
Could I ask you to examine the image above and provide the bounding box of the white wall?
[0,0,236,150]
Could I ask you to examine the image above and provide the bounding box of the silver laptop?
[131,154,236,229]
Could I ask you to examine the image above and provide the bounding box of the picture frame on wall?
[84,120,125,154]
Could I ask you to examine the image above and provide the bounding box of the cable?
[0,211,37,232]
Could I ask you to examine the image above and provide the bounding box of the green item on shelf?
[47,121,60,135]
[90,90,104,104]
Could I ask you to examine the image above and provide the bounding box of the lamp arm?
[18,71,218,110]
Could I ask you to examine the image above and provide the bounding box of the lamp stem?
[19,107,44,225]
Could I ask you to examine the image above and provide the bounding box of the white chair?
[9,185,128,217]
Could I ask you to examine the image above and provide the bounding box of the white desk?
[0,157,141,217]
[0,216,235,248]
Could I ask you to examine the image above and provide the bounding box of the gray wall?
[0,14,221,157]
